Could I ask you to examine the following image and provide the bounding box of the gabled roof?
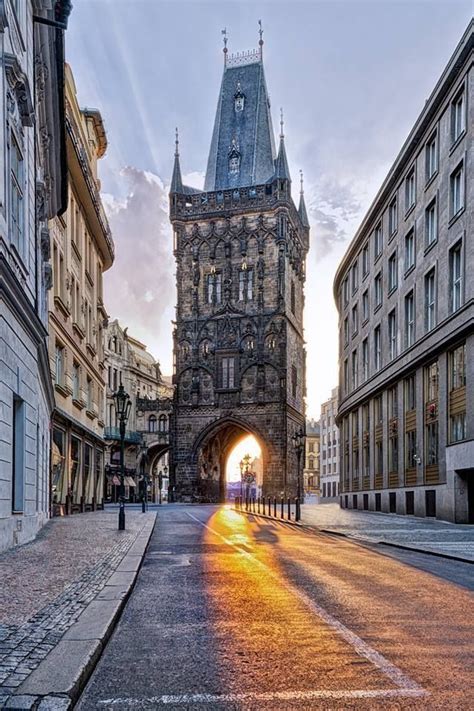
[204,58,276,191]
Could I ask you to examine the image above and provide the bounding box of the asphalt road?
[77,505,474,710]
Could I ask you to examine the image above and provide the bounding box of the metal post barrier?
[267,497,271,516]
[280,497,284,519]
[287,498,291,520]
[296,498,301,521]
[257,497,261,514]
[273,497,276,517]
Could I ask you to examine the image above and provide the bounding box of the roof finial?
[175,127,179,157]
[258,19,264,60]
[280,107,284,139]
[222,27,228,65]
[300,170,304,195]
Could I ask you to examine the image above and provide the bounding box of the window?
[291,365,297,398]
[425,268,436,331]
[405,290,415,348]
[207,272,222,304]
[388,310,397,360]
[291,281,296,314]
[425,422,439,466]
[405,168,415,211]
[343,317,349,346]
[55,344,64,386]
[425,132,438,181]
[343,358,349,394]
[450,163,464,218]
[450,343,466,389]
[388,252,397,292]
[375,395,383,425]
[404,229,415,271]
[388,386,398,419]
[405,430,416,469]
[374,272,382,309]
[362,243,369,276]
[449,344,466,443]
[239,268,254,301]
[159,414,168,433]
[351,350,358,390]
[229,155,240,174]
[425,200,437,247]
[222,357,235,389]
[388,198,398,236]
[73,363,80,400]
[343,277,349,306]
[362,290,369,322]
[450,414,466,443]
[405,375,416,411]
[449,241,463,312]
[451,88,465,142]
[374,223,383,258]
[12,396,25,513]
[86,377,93,410]
[389,437,398,473]
[352,262,358,293]
[351,304,358,335]
[374,326,381,371]
[10,134,24,252]
[425,361,439,402]
[362,338,369,382]
[148,415,157,433]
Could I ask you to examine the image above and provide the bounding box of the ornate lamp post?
[140,440,148,513]
[292,428,305,507]
[239,459,245,501]
[113,384,131,530]
[240,453,252,504]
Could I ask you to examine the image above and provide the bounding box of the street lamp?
[292,428,305,507]
[113,384,131,530]
[240,453,252,504]
[140,439,148,513]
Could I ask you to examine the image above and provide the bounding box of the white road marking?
[185,511,426,696]
[99,688,426,705]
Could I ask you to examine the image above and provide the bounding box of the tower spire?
[222,27,228,66]
[275,108,290,183]
[170,127,183,194]
[298,170,310,227]
[258,19,264,60]
[280,107,284,138]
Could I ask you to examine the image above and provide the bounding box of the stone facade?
[0,1,71,551]
[169,42,309,502]
[319,388,340,501]
[334,22,473,522]
[49,64,114,515]
[303,419,320,494]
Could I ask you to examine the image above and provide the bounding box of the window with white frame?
[449,241,463,313]
[238,267,253,301]
[374,272,382,308]
[425,199,437,246]
[10,134,24,253]
[450,163,464,218]
[451,88,465,143]
[388,309,397,360]
[405,168,415,211]
[343,277,349,306]
[207,271,222,304]
[362,243,369,276]
[388,252,397,292]
[374,223,383,258]
[425,268,436,331]
[362,289,369,322]
[351,304,358,335]
[374,325,381,371]
[404,229,415,271]
[221,357,235,389]
[425,132,438,181]
[388,198,398,236]
[86,377,93,410]
[55,344,64,386]
[72,362,80,400]
[405,290,415,348]
[351,261,358,293]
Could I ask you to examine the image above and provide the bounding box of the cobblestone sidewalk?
[301,503,474,561]
[0,511,155,707]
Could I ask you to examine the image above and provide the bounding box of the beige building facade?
[304,419,320,494]
[49,65,114,515]
[319,388,340,501]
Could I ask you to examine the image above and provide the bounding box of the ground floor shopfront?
[51,411,105,515]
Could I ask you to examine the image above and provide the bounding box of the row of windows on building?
[342,344,466,480]
[55,343,98,414]
[343,239,465,392]
[204,269,298,314]
[321,481,339,498]
[322,462,338,476]
[340,81,467,311]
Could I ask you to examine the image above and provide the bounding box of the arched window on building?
[148,415,157,433]
[159,414,168,433]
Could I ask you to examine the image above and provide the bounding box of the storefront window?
[70,436,82,503]
[83,443,93,503]
[52,428,66,504]
[95,448,104,503]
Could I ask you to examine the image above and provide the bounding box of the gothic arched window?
[229,155,240,174]
[158,414,168,433]
[148,415,157,433]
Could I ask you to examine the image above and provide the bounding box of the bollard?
[281,497,284,519]
[287,497,291,520]
[141,498,146,513]
[257,497,261,514]
[296,498,301,521]
[272,497,276,517]
[267,497,271,516]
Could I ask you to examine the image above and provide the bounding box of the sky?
[66,0,472,419]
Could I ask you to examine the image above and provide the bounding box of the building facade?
[0,1,70,551]
[104,320,172,502]
[303,419,320,494]
[49,64,114,515]
[169,36,309,502]
[334,22,473,522]
[319,388,340,501]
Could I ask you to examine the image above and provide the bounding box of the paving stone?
[4,694,38,709]
[37,694,72,710]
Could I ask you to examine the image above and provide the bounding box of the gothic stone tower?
[169,38,309,502]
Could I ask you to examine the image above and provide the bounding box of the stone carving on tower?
[169,26,310,502]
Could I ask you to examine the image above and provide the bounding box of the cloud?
[102,167,175,372]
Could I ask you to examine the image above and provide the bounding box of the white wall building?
[319,387,340,502]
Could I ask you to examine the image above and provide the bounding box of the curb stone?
[233,507,474,564]
[4,515,156,710]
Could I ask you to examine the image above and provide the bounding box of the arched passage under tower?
[190,417,269,503]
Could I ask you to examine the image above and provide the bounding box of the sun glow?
[226,435,261,482]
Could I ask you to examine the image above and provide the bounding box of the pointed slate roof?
[274,134,291,181]
[204,56,277,191]
[298,171,310,228]
[170,128,183,193]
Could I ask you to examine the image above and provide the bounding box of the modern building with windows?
[303,419,320,495]
[49,65,114,515]
[334,21,473,522]
[0,1,71,551]
[319,388,340,502]
[104,320,173,502]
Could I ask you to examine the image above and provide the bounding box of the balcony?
[104,427,142,444]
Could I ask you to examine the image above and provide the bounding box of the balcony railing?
[104,427,142,444]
